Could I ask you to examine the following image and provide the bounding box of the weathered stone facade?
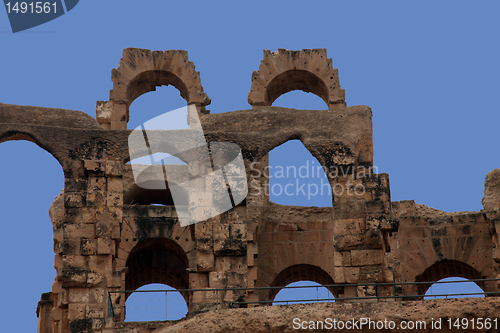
[1,48,499,333]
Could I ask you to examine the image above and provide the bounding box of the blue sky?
[1,0,499,329]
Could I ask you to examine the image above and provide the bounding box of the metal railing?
[107,278,500,320]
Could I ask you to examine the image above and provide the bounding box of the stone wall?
[388,201,495,297]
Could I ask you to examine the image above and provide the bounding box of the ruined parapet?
[483,169,500,211]
[248,49,346,110]
[388,201,496,297]
[482,169,500,288]
[36,292,54,333]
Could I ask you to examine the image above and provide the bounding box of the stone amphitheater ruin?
[2,48,500,332]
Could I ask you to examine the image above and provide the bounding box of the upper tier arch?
[97,48,211,130]
[248,49,346,110]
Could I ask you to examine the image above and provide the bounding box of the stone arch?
[271,87,331,110]
[125,238,190,302]
[246,137,336,246]
[0,131,65,169]
[122,161,189,206]
[248,49,346,110]
[256,225,335,296]
[268,264,338,301]
[248,134,333,174]
[97,48,211,129]
[390,213,496,297]
[241,131,359,178]
[115,205,195,277]
[267,139,333,207]
[0,136,65,332]
[415,260,484,297]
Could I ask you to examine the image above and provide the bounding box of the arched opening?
[126,84,192,207]
[273,281,335,305]
[127,152,187,166]
[124,238,189,320]
[268,140,332,207]
[125,283,188,321]
[424,277,485,299]
[272,89,329,110]
[0,139,64,332]
[127,70,189,106]
[127,84,189,130]
[265,70,329,108]
[416,260,485,298]
[269,264,337,303]
[123,182,188,206]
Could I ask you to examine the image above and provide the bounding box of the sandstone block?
[214,239,246,256]
[213,224,230,239]
[59,239,81,255]
[333,233,365,250]
[334,267,346,283]
[482,169,500,211]
[87,176,107,192]
[334,218,364,235]
[62,255,87,270]
[196,238,213,252]
[84,160,105,174]
[105,161,123,179]
[333,251,352,267]
[68,288,90,303]
[107,270,124,288]
[248,267,257,280]
[231,224,246,239]
[61,269,87,288]
[91,288,105,303]
[97,237,114,255]
[81,208,97,223]
[64,192,85,208]
[359,266,382,282]
[344,267,360,284]
[247,244,255,266]
[106,177,123,193]
[87,271,104,287]
[92,318,104,330]
[106,192,122,207]
[225,272,247,288]
[333,251,343,267]
[197,251,214,272]
[52,280,62,294]
[209,271,226,288]
[95,210,119,238]
[88,255,112,272]
[68,303,86,320]
[190,273,209,289]
[86,191,106,207]
[86,304,106,318]
[81,238,97,255]
[351,249,384,266]
[64,223,95,239]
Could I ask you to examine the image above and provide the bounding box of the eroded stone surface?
[115,298,500,333]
